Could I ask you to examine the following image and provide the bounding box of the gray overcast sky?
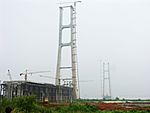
[0,0,150,99]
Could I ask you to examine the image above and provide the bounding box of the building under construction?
[0,81,73,102]
[0,2,80,103]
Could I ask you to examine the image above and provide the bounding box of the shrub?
[0,98,14,113]
[13,95,36,113]
[54,103,98,113]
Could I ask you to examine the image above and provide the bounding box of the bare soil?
[93,102,150,111]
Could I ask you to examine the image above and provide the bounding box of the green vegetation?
[0,96,150,113]
[13,96,37,113]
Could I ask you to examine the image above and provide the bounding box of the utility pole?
[56,1,81,102]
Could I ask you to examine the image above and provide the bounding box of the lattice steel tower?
[102,62,111,99]
[56,1,80,101]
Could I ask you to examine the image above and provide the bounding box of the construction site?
[1,1,150,113]
[0,80,73,102]
[0,2,80,103]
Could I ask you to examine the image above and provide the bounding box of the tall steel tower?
[102,62,111,99]
[56,1,80,101]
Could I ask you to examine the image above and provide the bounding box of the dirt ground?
[41,101,150,111]
[93,102,150,111]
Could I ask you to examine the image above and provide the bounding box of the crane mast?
[7,70,12,81]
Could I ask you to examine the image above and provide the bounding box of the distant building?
[0,81,73,102]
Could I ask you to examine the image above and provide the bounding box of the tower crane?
[20,70,50,81]
[40,75,93,100]
[7,70,12,81]
[39,75,55,79]
[40,75,72,85]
